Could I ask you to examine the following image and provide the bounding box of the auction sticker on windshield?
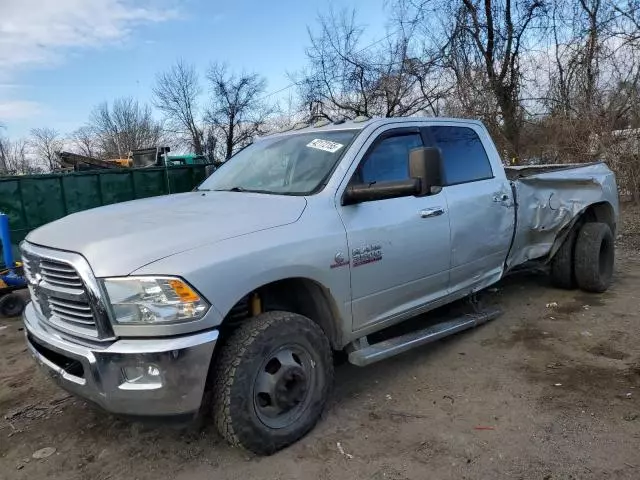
[306,138,344,153]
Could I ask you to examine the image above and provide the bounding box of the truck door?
[425,124,515,293]
[337,127,452,332]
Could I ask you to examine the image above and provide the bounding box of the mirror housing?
[342,145,443,205]
[409,147,443,196]
[343,179,420,205]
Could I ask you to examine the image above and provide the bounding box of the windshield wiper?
[214,186,249,192]
[212,186,299,196]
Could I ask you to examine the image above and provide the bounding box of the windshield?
[198,130,359,195]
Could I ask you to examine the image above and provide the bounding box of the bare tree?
[451,0,545,157]
[153,60,205,155]
[201,124,219,164]
[30,127,63,171]
[0,124,7,173]
[7,138,30,174]
[400,0,544,158]
[0,136,8,173]
[267,92,308,132]
[611,0,640,46]
[88,97,163,158]
[70,126,98,158]
[0,137,43,175]
[206,63,272,160]
[536,0,640,199]
[299,9,447,121]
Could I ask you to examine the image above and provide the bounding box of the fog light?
[120,364,163,390]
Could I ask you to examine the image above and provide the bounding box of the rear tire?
[0,293,25,317]
[550,228,577,289]
[574,222,614,293]
[211,311,333,455]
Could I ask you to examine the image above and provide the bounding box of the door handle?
[493,193,510,203]
[419,207,445,218]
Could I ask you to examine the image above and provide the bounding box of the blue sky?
[0,0,389,139]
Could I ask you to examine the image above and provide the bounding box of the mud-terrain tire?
[550,228,577,289]
[0,293,25,317]
[574,222,614,293]
[211,311,333,455]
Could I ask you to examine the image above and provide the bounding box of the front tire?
[574,222,615,293]
[211,311,333,455]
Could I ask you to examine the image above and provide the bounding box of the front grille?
[39,259,84,288]
[22,247,103,340]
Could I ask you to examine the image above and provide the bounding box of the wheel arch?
[583,201,616,234]
[219,277,345,349]
[549,200,616,260]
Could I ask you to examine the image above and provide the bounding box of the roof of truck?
[260,116,484,139]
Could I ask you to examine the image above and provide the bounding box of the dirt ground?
[1,210,640,480]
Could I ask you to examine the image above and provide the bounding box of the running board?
[348,307,502,367]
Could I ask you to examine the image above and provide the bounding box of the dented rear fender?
[506,163,618,269]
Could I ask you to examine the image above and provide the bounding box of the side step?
[348,307,502,367]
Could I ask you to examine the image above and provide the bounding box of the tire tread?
[574,222,614,293]
[550,228,577,289]
[211,311,333,454]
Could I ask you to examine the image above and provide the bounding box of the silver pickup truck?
[22,117,618,454]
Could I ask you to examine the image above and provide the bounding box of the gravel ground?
[1,208,639,480]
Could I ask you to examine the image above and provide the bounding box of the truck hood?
[26,191,307,277]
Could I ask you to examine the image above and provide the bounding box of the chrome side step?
[348,307,502,367]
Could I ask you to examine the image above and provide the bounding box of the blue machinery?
[0,213,27,317]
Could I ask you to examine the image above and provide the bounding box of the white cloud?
[0,0,178,73]
[0,100,42,119]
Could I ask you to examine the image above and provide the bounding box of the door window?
[427,126,493,185]
[358,133,423,184]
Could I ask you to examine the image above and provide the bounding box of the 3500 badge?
[352,244,383,267]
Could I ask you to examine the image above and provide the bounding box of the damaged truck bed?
[506,162,618,269]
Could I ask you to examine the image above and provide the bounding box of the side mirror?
[342,178,420,205]
[341,146,443,205]
[409,147,443,196]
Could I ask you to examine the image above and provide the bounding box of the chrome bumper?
[23,302,218,416]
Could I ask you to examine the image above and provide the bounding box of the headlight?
[102,276,209,324]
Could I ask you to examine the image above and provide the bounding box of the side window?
[358,133,422,184]
[428,126,493,185]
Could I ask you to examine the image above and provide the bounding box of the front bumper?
[23,302,218,416]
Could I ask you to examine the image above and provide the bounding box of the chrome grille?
[40,260,84,289]
[21,245,106,340]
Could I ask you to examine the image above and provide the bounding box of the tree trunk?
[495,86,520,161]
[226,123,234,160]
[192,128,204,155]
